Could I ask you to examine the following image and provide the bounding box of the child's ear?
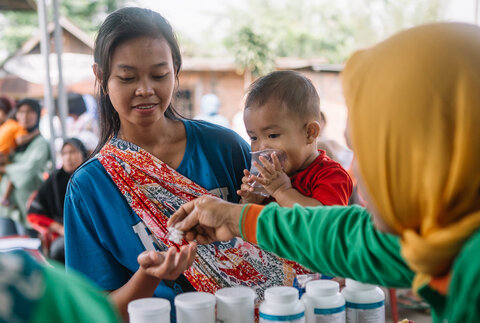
[306,121,321,144]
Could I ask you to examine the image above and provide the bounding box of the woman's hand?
[137,243,197,280]
[168,196,243,244]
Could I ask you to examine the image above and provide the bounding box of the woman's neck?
[117,118,187,167]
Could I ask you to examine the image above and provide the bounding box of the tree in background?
[222,0,354,65]
[224,26,275,89]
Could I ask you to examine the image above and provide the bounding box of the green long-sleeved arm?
[254,203,414,288]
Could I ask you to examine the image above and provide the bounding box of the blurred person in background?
[27,138,88,263]
[0,98,50,232]
[194,93,230,128]
[67,93,99,154]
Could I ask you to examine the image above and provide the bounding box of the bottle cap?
[265,286,299,304]
[306,280,339,296]
[174,292,216,310]
[345,279,376,290]
[128,298,170,315]
[215,287,256,304]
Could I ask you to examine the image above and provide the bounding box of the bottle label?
[345,301,385,323]
[314,305,345,323]
[259,311,305,322]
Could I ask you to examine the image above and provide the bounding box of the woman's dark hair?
[0,97,13,115]
[15,98,41,132]
[93,7,183,154]
[63,137,88,161]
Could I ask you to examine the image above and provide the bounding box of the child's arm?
[249,154,323,208]
[15,129,40,146]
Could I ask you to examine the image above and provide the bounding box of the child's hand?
[137,243,197,280]
[236,169,266,204]
[249,152,292,197]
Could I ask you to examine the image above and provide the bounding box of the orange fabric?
[0,119,27,154]
[241,204,264,244]
[429,272,451,296]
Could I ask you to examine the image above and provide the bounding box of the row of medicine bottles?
[128,279,385,323]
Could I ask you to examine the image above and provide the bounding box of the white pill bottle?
[341,279,385,323]
[215,286,256,323]
[128,297,170,323]
[301,280,345,323]
[174,292,216,323]
[259,286,305,323]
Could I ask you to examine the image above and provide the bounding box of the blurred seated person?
[194,93,230,128]
[316,111,353,170]
[27,138,88,262]
[0,98,51,227]
[0,97,42,208]
[67,93,99,153]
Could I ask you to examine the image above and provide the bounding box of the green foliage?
[0,11,37,55]
[224,26,275,76]
[222,0,355,66]
[221,0,448,67]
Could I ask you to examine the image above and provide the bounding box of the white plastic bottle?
[215,286,256,323]
[341,279,385,323]
[259,286,305,323]
[174,292,216,323]
[128,297,170,323]
[301,280,345,323]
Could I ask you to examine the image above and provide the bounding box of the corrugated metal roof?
[0,0,36,11]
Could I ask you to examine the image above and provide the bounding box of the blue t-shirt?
[64,120,250,321]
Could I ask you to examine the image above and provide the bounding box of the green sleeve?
[32,262,121,323]
[255,203,414,288]
[6,136,50,189]
[443,229,480,322]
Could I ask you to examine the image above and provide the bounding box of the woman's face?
[16,104,38,129]
[61,143,84,173]
[106,36,176,133]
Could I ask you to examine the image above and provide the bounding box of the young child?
[0,97,40,206]
[238,70,352,207]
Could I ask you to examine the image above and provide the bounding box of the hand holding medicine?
[137,242,197,281]
[168,196,243,244]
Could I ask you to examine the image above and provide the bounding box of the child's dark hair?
[245,70,320,121]
[93,7,183,154]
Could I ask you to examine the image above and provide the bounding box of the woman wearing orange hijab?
[169,22,480,322]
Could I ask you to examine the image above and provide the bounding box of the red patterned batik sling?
[98,138,309,301]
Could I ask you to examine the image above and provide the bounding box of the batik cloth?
[98,137,309,300]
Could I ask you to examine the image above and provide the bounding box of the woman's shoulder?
[183,119,247,145]
[454,228,480,271]
[69,158,107,187]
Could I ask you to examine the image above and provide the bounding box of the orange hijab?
[342,23,480,290]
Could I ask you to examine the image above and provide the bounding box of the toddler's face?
[244,100,314,176]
